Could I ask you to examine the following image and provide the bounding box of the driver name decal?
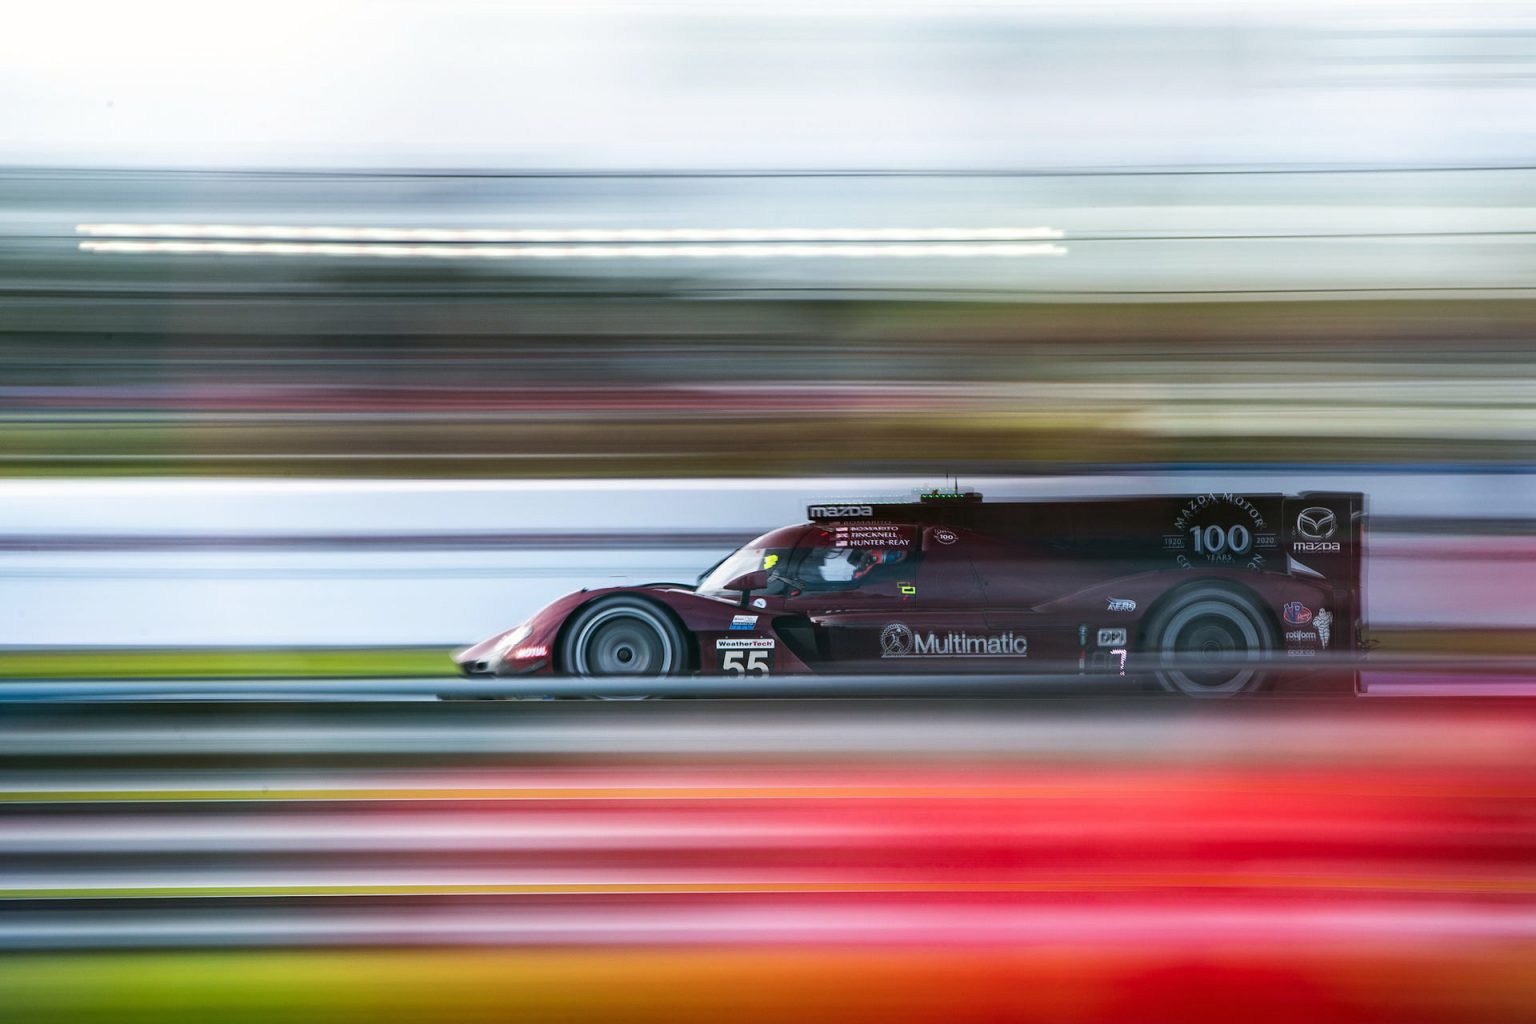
[832,522,913,547]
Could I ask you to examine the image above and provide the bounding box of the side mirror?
[723,570,771,593]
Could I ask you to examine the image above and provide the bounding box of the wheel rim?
[570,605,679,678]
[1157,598,1263,695]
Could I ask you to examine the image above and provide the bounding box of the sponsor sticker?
[1284,630,1316,643]
[730,614,759,631]
[762,553,779,570]
[718,642,772,676]
[934,528,958,545]
[751,598,767,609]
[1097,627,1127,647]
[1293,507,1341,552]
[1107,597,1137,613]
[1164,492,1271,571]
[1314,608,1333,647]
[1296,507,1338,541]
[1283,602,1313,626]
[716,638,776,650]
[899,582,917,595]
[880,622,1027,658]
[809,504,874,518]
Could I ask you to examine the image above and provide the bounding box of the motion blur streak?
[7,0,1536,1019]
[75,223,1068,242]
[6,167,1536,477]
[77,240,1070,260]
[3,699,1535,1020]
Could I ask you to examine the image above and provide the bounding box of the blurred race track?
[4,696,1536,1022]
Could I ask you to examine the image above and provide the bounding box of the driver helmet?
[853,547,907,578]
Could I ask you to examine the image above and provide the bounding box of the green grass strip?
[0,646,458,680]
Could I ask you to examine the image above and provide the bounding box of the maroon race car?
[453,489,1365,697]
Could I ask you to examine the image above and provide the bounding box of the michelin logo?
[1314,608,1333,648]
[880,622,1027,658]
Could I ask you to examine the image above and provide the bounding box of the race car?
[453,489,1365,696]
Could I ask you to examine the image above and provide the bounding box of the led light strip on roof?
[78,240,1068,259]
[77,223,1064,243]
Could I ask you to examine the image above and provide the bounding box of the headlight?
[492,624,532,658]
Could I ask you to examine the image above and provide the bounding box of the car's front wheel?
[1142,583,1276,697]
[559,597,689,697]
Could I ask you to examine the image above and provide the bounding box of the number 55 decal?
[721,650,771,676]
[716,638,774,676]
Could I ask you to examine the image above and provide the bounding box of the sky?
[3,0,1535,170]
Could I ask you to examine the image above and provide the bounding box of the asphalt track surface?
[5,692,1536,1021]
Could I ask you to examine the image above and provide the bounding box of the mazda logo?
[880,622,913,657]
[1296,507,1337,541]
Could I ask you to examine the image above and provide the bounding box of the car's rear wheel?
[1142,583,1276,697]
[560,597,688,698]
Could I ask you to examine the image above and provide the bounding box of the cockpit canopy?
[696,522,919,597]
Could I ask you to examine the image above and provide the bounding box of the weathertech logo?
[716,638,775,650]
[880,622,1027,658]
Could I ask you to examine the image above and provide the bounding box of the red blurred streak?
[202,759,1521,893]
[10,704,1536,1021]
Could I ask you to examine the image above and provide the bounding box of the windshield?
[696,545,791,597]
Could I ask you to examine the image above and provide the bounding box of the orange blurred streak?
[10,946,1536,1024]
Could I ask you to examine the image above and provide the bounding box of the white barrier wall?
[1,472,1533,646]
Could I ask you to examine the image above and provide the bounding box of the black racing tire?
[1141,582,1277,698]
[558,596,689,697]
